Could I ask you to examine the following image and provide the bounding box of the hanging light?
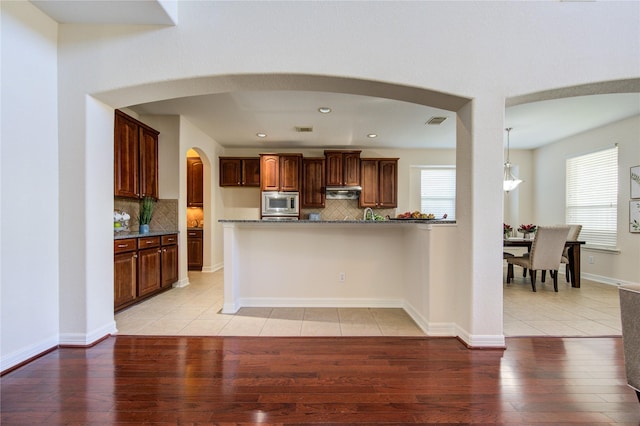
[503,127,522,192]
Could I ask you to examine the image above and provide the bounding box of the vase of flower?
[518,224,537,239]
[503,223,512,240]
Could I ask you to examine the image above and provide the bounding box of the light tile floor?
[115,269,622,337]
[115,270,425,337]
[503,267,621,337]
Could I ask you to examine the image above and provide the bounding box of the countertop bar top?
[114,230,179,240]
[219,219,455,225]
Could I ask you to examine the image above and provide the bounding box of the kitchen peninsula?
[220,219,457,336]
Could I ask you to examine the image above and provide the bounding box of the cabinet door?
[343,153,361,186]
[279,155,300,192]
[138,126,159,199]
[220,158,241,186]
[187,157,204,206]
[187,230,203,271]
[114,112,139,198]
[325,152,343,186]
[161,244,179,288]
[138,247,161,297]
[302,158,325,208]
[242,158,261,186]
[359,160,379,207]
[114,251,137,310]
[260,155,280,191]
[378,160,398,207]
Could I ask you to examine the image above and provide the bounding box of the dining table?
[503,237,586,288]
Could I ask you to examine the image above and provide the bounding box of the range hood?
[325,186,362,200]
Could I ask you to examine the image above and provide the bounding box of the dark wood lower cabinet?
[113,251,137,310]
[187,229,203,271]
[161,243,178,287]
[137,247,161,298]
[114,233,178,312]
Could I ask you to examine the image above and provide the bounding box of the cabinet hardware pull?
[133,254,138,258]
[117,244,127,248]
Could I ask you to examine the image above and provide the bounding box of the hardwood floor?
[2,336,638,424]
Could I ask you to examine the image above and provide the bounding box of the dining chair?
[538,224,582,283]
[506,226,570,292]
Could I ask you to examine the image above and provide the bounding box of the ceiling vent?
[426,116,447,125]
[295,126,314,133]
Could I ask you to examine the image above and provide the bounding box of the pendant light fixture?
[503,127,522,192]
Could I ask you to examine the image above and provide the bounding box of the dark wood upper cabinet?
[114,113,139,198]
[219,157,260,187]
[114,110,159,199]
[359,158,398,208]
[187,157,203,207]
[260,154,301,192]
[279,155,301,192]
[324,150,361,187]
[242,158,261,186]
[138,126,159,199]
[302,158,325,208]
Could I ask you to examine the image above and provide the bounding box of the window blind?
[566,146,618,249]
[420,167,456,220]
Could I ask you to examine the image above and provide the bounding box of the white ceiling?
[129,91,640,150]
[32,0,640,150]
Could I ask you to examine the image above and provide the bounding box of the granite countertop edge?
[218,219,456,225]
[114,230,180,240]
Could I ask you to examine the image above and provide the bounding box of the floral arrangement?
[518,224,537,233]
[503,223,512,236]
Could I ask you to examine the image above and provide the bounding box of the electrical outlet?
[339,272,346,282]
[588,256,595,264]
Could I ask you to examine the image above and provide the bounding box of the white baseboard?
[174,277,190,288]
[455,325,506,348]
[59,321,116,346]
[1,334,59,372]
[237,297,405,309]
[581,272,639,287]
[202,262,223,273]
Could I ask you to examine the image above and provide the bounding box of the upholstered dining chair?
[537,224,583,283]
[506,226,570,292]
[560,224,582,282]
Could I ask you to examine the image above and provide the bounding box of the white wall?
[0,2,60,367]
[534,115,640,286]
[1,0,638,369]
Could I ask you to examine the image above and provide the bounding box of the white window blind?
[566,146,618,249]
[420,167,456,220]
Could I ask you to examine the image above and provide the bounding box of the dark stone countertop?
[114,229,179,240]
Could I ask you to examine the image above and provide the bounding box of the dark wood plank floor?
[1,336,638,424]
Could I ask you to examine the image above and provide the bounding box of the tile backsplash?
[301,199,396,221]
[114,198,178,231]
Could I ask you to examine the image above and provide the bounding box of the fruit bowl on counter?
[391,211,447,220]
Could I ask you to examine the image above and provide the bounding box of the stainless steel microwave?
[261,191,299,217]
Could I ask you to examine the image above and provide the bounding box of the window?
[420,167,456,220]
[566,146,618,249]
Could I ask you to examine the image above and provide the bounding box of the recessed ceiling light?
[256,133,267,138]
[367,133,378,138]
[318,107,332,114]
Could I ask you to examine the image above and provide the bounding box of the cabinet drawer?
[138,236,160,249]
[114,238,137,254]
[187,229,203,238]
[161,234,178,246]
